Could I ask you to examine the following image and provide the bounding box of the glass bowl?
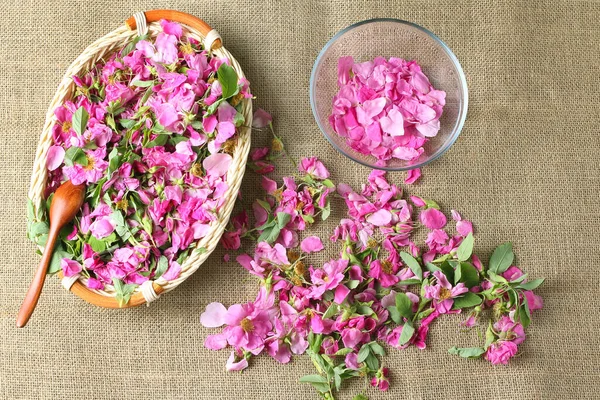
[309,18,468,171]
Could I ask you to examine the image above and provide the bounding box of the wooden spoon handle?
[16,227,58,328]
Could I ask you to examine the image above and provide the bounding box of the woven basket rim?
[28,17,252,307]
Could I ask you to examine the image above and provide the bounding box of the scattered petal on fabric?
[201,302,228,328]
[300,236,324,253]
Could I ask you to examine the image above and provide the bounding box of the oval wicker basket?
[28,10,252,308]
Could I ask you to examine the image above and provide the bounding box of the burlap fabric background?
[1,1,598,399]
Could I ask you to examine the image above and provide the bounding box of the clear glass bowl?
[310,19,468,171]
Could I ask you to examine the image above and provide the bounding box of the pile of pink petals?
[28,20,251,303]
[201,150,544,398]
[329,56,446,164]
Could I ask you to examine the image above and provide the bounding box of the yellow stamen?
[115,199,129,212]
[83,155,95,171]
[439,287,452,300]
[191,162,204,177]
[367,238,379,249]
[294,261,306,276]
[230,92,245,107]
[222,138,237,155]
[240,317,254,333]
[179,42,195,54]
[287,251,300,264]
[381,260,394,275]
[295,201,306,212]
[62,121,72,133]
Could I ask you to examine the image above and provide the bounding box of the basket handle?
[125,10,222,50]
[58,270,166,309]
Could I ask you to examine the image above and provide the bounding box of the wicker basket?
[28,10,252,308]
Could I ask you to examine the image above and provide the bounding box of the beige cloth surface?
[0,1,599,399]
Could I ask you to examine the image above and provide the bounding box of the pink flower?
[64,147,108,185]
[370,367,390,391]
[222,303,273,351]
[320,336,339,355]
[341,327,367,349]
[368,259,400,287]
[424,271,468,313]
[300,236,324,253]
[61,258,82,277]
[308,259,348,299]
[493,316,526,345]
[299,157,330,179]
[252,108,272,128]
[485,341,518,365]
[419,208,447,229]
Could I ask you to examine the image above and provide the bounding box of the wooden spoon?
[17,181,85,328]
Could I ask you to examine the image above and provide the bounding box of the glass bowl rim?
[309,18,469,171]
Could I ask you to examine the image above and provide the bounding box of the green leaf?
[154,256,169,279]
[323,303,339,319]
[346,279,360,289]
[256,199,272,211]
[112,278,137,307]
[456,232,474,261]
[357,344,371,363]
[489,242,514,274]
[107,147,121,176]
[448,346,486,359]
[356,305,375,316]
[322,179,335,188]
[333,347,353,356]
[439,261,455,282]
[121,33,148,57]
[131,79,155,87]
[320,202,331,221]
[119,118,137,129]
[353,395,369,400]
[456,262,480,288]
[48,249,72,275]
[217,63,239,99]
[395,292,414,319]
[484,321,496,348]
[28,221,49,238]
[88,235,106,252]
[400,252,422,280]
[233,112,245,127]
[398,321,415,346]
[276,212,291,229]
[145,133,169,148]
[299,375,330,393]
[64,146,88,167]
[520,296,532,328]
[424,199,440,209]
[140,86,153,105]
[387,306,402,325]
[396,278,422,286]
[364,352,379,371]
[425,262,442,273]
[369,342,385,356]
[27,198,35,220]
[516,278,545,291]
[452,292,483,309]
[72,106,89,136]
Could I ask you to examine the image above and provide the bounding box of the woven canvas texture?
[1,1,598,399]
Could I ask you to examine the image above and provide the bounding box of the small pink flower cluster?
[329,56,446,165]
[29,20,250,303]
[202,123,544,398]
